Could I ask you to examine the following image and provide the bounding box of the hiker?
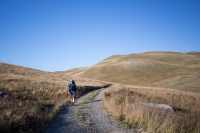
[68,79,77,105]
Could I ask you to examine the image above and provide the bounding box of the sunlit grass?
[102,85,200,133]
[0,62,108,132]
[79,52,200,93]
[1,51,200,132]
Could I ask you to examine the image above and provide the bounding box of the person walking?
[68,79,77,106]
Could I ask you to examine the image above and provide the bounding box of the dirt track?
[46,88,141,133]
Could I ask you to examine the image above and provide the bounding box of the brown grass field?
[0,62,109,133]
[77,52,200,93]
[1,51,200,133]
[103,84,200,133]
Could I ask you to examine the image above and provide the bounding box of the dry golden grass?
[0,62,109,133]
[1,51,200,132]
[77,52,200,93]
[153,73,200,93]
[103,84,200,133]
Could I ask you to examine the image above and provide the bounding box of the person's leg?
[74,91,77,98]
[72,91,75,105]
[69,93,73,105]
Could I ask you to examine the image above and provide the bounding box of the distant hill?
[63,52,200,93]
[0,62,106,88]
[1,51,200,93]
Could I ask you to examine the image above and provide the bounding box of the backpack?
[68,83,76,92]
[72,84,76,92]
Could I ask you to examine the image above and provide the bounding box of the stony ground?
[46,88,142,133]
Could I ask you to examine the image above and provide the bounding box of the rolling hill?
[64,51,200,93]
[1,51,200,132]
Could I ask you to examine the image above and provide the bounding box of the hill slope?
[68,52,200,93]
[0,62,108,132]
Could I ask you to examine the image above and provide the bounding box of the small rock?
[0,92,13,99]
[140,102,174,113]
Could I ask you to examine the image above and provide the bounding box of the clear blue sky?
[0,0,200,72]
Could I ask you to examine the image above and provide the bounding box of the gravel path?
[46,88,142,133]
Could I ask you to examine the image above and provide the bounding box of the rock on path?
[46,88,141,133]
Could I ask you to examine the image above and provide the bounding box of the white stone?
[140,102,174,113]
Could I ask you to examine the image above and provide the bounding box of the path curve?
[46,88,141,133]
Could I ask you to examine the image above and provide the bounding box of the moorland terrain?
[0,51,200,133]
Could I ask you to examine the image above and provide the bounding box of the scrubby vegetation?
[0,63,108,133]
[103,85,200,133]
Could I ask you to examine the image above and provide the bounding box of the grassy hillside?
[0,62,108,133]
[153,73,200,92]
[1,51,200,132]
[75,52,200,93]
